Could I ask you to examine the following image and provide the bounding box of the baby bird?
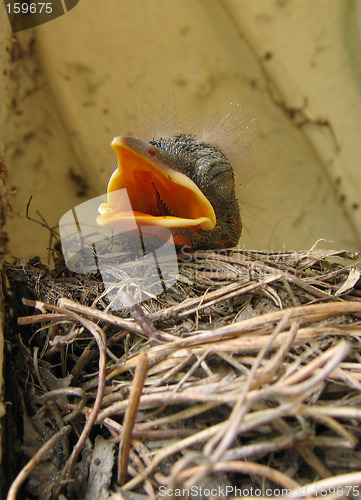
[97,134,241,249]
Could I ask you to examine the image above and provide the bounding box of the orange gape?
[97,134,241,250]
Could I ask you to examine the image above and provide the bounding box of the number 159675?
[6,2,53,14]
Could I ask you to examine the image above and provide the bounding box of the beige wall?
[0,2,11,483]
[2,0,361,256]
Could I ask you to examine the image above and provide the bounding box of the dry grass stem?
[118,351,149,484]
[3,246,361,498]
[6,425,72,500]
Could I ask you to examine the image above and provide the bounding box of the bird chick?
[97,134,241,250]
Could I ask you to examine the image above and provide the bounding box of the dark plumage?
[149,134,241,248]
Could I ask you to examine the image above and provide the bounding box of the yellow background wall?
[2,0,361,258]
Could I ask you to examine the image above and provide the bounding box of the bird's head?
[97,134,241,249]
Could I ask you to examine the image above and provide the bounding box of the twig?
[194,314,292,486]
[118,351,149,484]
[148,272,282,321]
[174,460,299,490]
[23,300,108,496]
[6,425,71,500]
[58,297,176,342]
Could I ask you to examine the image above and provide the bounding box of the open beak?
[97,136,216,233]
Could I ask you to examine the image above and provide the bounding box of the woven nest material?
[3,244,361,500]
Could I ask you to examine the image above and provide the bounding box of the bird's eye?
[208,164,234,197]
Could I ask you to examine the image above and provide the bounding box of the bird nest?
[3,243,361,499]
